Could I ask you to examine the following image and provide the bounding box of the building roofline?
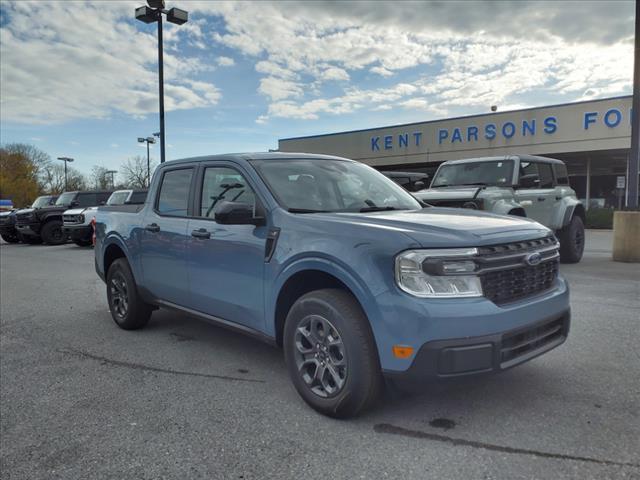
[278,95,633,142]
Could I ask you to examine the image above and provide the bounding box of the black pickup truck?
[15,190,112,245]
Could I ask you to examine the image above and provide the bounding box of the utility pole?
[56,157,74,191]
[629,0,640,208]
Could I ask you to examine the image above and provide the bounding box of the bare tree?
[90,165,112,190]
[120,155,157,189]
[40,163,87,194]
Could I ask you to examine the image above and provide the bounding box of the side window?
[554,164,569,185]
[537,163,554,188]
[77,193,97,207]
[199,167,257,218]
[156,168,193,217]
[98,192,112,204]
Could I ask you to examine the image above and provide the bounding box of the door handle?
[145,223,160,233]
[191,228,211,239]
[537,197,546,202]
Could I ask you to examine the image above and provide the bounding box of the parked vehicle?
[415,155,585,263]
[0,195,58,244]
[95,153,570,418]
[16,191,112,245]
[63,190,147,247]
[381,171,430,192]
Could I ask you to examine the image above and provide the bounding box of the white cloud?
[1,1,220,125]
[259,77,304,101]
[217,56,235,67]
[370,66,394,77]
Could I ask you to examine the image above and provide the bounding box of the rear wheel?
[106,258,152,330]
[40,220,67,245]
[283,289,382,418]
[558,215,585,263]
[1,233,20,243]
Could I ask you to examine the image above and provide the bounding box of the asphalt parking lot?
[1,230,638,479]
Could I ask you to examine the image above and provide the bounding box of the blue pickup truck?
[94,153,570,417]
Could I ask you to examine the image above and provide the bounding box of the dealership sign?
[370,106,633,152]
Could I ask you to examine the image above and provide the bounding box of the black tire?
[558,215,585,263]
[40,220,67,245]
[18,233,42,245]
[1,233,20,243]
[106,258,153,330]
[283,289,382,418]
[73,238,92,247]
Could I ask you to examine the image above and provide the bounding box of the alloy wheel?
[293,314,347,398]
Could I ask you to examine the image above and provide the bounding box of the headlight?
[395,249,482,298]
[78,214,85,223]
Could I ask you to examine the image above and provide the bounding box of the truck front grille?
[15,212,33,223]
[63,214,83,225]
[481,260,559,304]
[476,236,560,305]
[500,316,567,366]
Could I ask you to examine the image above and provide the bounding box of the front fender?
[552,197,583,230]
[492,198,524,216]
[266,255,386,343]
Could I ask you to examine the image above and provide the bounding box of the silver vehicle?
[415,155,585,263]
[63,189,147,246]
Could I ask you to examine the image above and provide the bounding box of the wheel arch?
[270,260,381,351]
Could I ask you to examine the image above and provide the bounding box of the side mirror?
[214,201,265,226]
[70,200,79,207]
[412,181,426,191]
[518,174,540,188]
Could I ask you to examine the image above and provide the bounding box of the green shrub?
[585,208,614,229]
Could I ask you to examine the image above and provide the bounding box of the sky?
[0,0,635,178]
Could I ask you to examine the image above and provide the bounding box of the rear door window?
[156,168,193,217]
[537,163,554,188]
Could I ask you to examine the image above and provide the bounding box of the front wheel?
[41,220,67,245]
[1,233,20,243]
[106,258,153,330]
[558,215,585,263]
[283,289,382,418]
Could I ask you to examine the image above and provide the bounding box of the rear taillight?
[91,217,96,246]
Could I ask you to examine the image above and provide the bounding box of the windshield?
[431,160,514,187]
[31,196,51,208]
[55,192,76,206]
[251,159,422,213]
[107,191,130,205]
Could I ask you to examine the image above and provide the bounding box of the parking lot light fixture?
[135,0,189,164]
[106,170,118,189]
[56,156,74,191]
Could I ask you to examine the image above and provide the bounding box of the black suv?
[15,191,112,245]
[0,195,58,244]
[381,171,429,192]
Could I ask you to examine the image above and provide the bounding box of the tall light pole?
[135,0,188,164]
[138,136,156,187]
[106,170,118,189]
[628,0,640,208]
[56,157,74,191]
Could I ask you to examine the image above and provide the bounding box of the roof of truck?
[161,152,354,166]
[441,155,565,165]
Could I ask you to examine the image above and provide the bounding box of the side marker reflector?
[392,345,414,359]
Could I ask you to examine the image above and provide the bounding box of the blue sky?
[0,1,635,179]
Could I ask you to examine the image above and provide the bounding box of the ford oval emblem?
[525,252,542,266]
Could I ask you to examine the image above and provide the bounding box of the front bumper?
[62,224,91,241]
[383,310,569,382]
[15,223,40,236]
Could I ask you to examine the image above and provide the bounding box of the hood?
[0,211,12,218]
[415,186,513,202]
[295,208,550,248]
[63,207,92,215]
[33,205,68,214]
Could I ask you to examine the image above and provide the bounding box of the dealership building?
[279,95,637,209]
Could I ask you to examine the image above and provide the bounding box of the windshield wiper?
[359,206,400,212]
[459,182,488,186]
[288,208,331,213]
